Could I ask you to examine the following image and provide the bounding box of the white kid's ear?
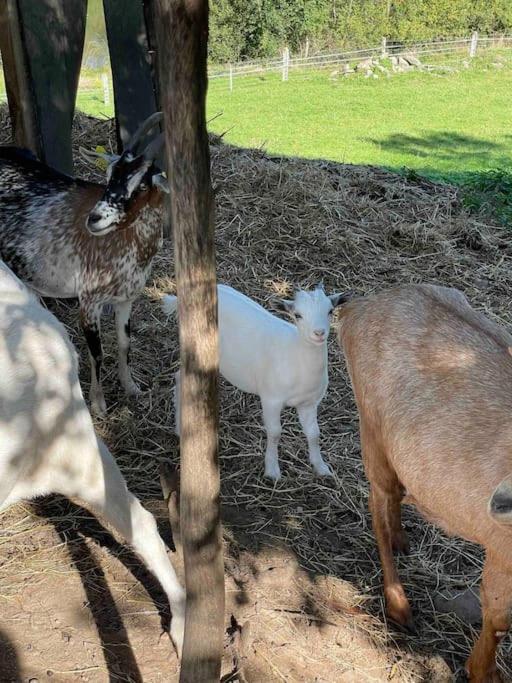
[274,299,296,315]
[152,172,170,194]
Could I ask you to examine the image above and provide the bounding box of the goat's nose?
[313,328,326,338]
[88,211,102,224]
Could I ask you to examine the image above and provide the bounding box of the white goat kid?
[163,284,348,480]
[0,261,185,654]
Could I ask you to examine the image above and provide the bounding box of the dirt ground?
[0,111,511,681]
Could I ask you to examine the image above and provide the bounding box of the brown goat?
[338,284,512,682]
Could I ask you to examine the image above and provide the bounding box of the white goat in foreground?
[0,261,185,654]
[163,283,349,480]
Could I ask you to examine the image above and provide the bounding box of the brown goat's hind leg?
[362,422,412,628]
[466,554,512,683]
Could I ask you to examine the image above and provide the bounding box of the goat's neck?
[295,333,328,368]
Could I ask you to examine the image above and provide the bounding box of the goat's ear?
[152,172,170,194]
[126,158,153,197]
[330,291,352,308]
[273,299,295,315]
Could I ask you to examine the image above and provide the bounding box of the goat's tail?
[162,294,178,317]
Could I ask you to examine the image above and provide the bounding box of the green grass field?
[2,51,511,222]
[205,55,512,185]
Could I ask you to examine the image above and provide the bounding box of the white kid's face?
[278,287,347,345]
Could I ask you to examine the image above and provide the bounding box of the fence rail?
[209,32,512,86]
[1,31,510,109]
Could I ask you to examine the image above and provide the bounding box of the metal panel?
[16,0,87,173]
[103,0,158,150]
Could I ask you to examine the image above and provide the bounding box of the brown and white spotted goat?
[339,284,512,682]
[0,113,169,414]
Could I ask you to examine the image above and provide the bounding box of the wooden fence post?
[0,0,87,174]
[102,72,110,106]
[381,36,387,58]
[153,0,224,681]
[229,63,233,92]
[0,0,38,152]
[282,46,290,81]
[469,30,479,57]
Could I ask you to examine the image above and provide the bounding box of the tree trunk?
[152,1,224,681]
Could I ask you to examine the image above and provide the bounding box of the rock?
[403,52,422,67]
[434,588,481,624]
[397,56,412,71]
[356,57,374,71]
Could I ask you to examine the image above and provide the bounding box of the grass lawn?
[1,51,510,222]
[206,54,512,185]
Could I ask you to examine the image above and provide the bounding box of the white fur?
[0,261,185,654]
[163,284,345,480]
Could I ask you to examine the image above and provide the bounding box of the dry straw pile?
[0,108,511,681]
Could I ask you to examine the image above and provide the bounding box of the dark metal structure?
[0,0,159,174]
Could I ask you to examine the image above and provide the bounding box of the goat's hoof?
[466,657,502,683]
[170,606,185,660]
[264,464,281,481]
[125,381,142,397]
[91,395,107,417]
[385,586,414,632]
[314,461,334,478]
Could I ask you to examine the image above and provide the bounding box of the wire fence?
[0,31,510,112]
[209,32,512,90]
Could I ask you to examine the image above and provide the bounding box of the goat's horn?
[143,131,166,161]
[127,112,163,153]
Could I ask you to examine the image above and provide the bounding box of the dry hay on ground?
[0,109,511,681]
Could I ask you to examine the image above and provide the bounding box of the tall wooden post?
[0,0,38,152]
[153,1,224,681]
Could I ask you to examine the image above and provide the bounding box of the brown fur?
[338,284,512,682]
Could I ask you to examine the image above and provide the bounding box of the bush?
[208,0,512,63]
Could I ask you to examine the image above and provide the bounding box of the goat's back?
[0,261,94,506]
[338,284,512,547]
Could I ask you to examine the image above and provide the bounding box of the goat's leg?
[80,303,106,416]
[261,398,283,480]
[173,370,181,436]
[115,301,140,396]
[296,402,333,477]
[466,554,512,682]
[361,420,412,628]
[70,436,186,657]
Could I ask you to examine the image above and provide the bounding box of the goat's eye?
[295,313,302,320]
[328,309,334,316]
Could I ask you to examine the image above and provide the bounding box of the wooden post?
[304,37,310,58]
[381,36,387,58]
[229,63,233,92]
[0,0,87,173]
[0,0,38,151]
[282,46,290,81]
[469,30,479,58]
[102,72,110,107]
[153,1,224,681]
